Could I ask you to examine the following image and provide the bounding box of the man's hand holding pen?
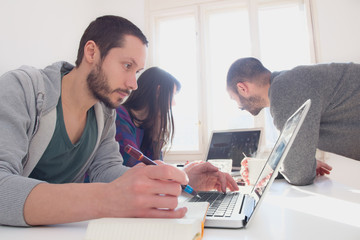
[102,163,189,219]
[124,145,200,197]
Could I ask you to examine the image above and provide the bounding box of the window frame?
[145,0,316,163]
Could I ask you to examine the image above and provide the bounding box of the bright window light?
[258,3,312,146]
[259,4,311,71]
[150,0,314,158]
[206,8,255,133]
[157,16,199,151]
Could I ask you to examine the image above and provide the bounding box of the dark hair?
[227,57,270,92]
[75,15,148,67]
[123,67,181,158]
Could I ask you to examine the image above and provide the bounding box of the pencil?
[124,144,200,198]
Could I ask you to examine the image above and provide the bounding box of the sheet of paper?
[84,202,209,240]
[207,159,233,173]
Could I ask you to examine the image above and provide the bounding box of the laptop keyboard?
[189,191,241,217]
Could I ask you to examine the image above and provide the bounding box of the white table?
[1,153,360,240]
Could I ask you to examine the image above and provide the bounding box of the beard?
[87,63,130,109]
[238,94,265,116]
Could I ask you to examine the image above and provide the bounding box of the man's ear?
[236,82,250,96]
[83,40,98,64]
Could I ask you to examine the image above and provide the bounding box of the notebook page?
[84,201,209,240]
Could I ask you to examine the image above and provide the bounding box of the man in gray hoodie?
[226,57,360,186]
[0,15,238,227]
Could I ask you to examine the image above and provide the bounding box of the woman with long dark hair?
[115,67,239,192]
[115,67,181,167]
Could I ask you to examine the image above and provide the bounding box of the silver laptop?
[205,128,262,172]
[188,99,311,229]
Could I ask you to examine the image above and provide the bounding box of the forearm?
[24,182,107,226]
[281,136,317,185]
[270,87,322,186]
[24,164,190,226]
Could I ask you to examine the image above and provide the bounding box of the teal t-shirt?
[29,96,98,183]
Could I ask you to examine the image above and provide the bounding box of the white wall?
[1,0,359,74]
[0,0,145,75]
[313,0,360,63]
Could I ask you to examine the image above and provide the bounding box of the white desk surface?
[1,153,360,240]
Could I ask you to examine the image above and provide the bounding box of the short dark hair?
[75,15,148,67]
[227,57,270,91]
[123,67,181,158]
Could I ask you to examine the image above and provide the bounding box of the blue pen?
[124,144,200,198]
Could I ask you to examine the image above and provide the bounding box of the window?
[204,4,254,133]
[155,15,200,152]
[147,0,314,162]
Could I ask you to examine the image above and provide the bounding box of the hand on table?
[316,160,332,176]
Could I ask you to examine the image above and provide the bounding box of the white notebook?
[84,201,209,240]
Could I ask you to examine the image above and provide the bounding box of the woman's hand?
[184,161,239,192]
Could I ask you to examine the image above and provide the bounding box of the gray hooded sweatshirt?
[0,62,129,226]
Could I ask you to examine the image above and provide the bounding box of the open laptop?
[205,128,262,172]
[187,99,311,229]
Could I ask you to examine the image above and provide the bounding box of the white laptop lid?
[205,128,262,171]
[243,99,311,227]
[188,100,311,229]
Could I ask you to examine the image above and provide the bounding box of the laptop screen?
[244,99,311,225]
[205,129,261,170]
